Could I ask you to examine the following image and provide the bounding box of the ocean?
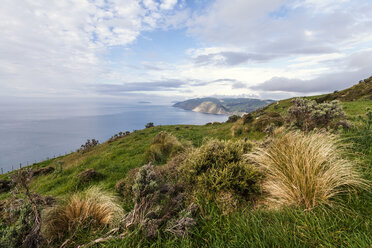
[0,101,227,173]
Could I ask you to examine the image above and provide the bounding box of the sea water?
[0,101,227,173]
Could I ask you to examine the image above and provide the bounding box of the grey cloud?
[194,51,273,66]
[143,64,164,71]
[252,69,372,93]
[232,81,247,89]
[252,50,372,93]
[189,0,372,58]
[190,78,247,89]
[95,80,186,95]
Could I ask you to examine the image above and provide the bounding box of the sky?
[1,0,372,102]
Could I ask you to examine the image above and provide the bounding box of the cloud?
[0,0,186,97]
[142,62,166,71]
[160,0,178,10]
[188,0,372,58]
[252,68,372,93]
[194,51,274,66]
[94,79,186,95]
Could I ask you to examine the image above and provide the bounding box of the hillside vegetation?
[0,77,371,248]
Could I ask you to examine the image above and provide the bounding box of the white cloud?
[0,0,185,97]
[188,0,372,57]
[160,0,178,10]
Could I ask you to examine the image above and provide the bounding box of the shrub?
[288,98,345,131]
[115,167,140,199]
[0,169,54,248]
[42,187,123,242]
[146,122,154,128]
[226,115,241,123]
[123,163,197,239]
[0,179,12,193]
[145,131,185,164]
[32,166,55,177]
[79,139,99,153]
[253,112,284,131]
[242,113,254,124]
[248,131,366,209]
[181,139,260,198]
[77,168,104,184]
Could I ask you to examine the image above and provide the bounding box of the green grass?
[341,99,372,117]
[1,91,371,247]
[20,123,235,198]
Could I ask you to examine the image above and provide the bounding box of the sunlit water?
[0,102,227,173]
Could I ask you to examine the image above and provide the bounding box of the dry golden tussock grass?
[42,186,123,240]
[248,130,367,209]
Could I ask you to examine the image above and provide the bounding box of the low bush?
[248,131,366,209]
[115,167,140,199]
[146,122,154,128]
[253,112,284,131]
[288,98,346,131]
[145,131,185,164]
[226,115,241,123]
[0,169,54,248]
[123,163,197,239]
[78,139,99,153]
[0,179,12,193]
[42,187,123,243]
[242,113,254,124]
[181,139,260,199]
[77,168,104,184]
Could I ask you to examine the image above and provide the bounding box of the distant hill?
[173,97,275,115]
[314,76,372,102]
[253,75,372,119]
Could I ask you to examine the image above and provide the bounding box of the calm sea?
[0,101,227,173]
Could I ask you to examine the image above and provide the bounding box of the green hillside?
[1,77,371,248]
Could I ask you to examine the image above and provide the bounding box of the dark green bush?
[146,122,154,128]
[242,113,254,124]
[227,115,241,123]
[181,139,260,198]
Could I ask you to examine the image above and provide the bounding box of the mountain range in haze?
[173,97,275,115]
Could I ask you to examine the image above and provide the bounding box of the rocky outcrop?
[192,101,229,115]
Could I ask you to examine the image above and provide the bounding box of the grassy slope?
[1,78,371,247]
[1,123,237,198]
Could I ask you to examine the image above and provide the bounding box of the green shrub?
[253,112,284,131]
[123,163,197,239]
[181,139,260,198]
[288,98,346,131]
[242,113,254,124]
[226,115,241,123]
[78,139,99,153]
[146,131,185,164]
[146,122,154,128]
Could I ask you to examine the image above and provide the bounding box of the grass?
[248,130,366,209]
[2,123,234,198]
[1,83,371,247]
[341,99,372,117]
[42,186,123,244]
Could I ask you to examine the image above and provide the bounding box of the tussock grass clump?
[42,187,123,242]
[248,131,366,209]
[181,139,260,198]
[146,131,185,164]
